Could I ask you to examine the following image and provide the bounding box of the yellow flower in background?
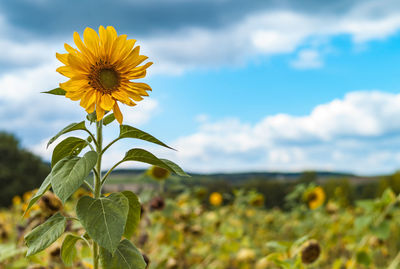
[250,193,264,207]
[12,195,21,206]
[305,186,326,210]
[209,192,223,206]
[56,26,153,124]
[147,166,171,181]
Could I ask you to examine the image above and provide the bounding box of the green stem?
[83,181,94,193]
[93,119,103,269]
[84,128,98,148]
[94,120,103,198]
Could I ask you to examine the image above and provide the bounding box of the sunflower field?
[2,179,400,269]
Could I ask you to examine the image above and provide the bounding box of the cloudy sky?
[1,0,400,175]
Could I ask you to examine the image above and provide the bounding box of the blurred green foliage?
[0,132,50,207]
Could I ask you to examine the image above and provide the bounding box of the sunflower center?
[307,193,317,202]
[88,61,121,94]
[99,69,119,89]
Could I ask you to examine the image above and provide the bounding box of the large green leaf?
[121,191,141,239]
[24,213,66,256]
[159,158,190,177]
[61,234,80,266]
[100,239,146,269]
[122,148,189,177]
[47,121,87,148]
[119,125,175,150]
[23,174,52,216]
[42,88,66,96]
[51,137,88,167]
[103,113,116,126]
[51,151,98,203]
[76,193,128,254]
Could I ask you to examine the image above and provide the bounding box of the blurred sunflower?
[56,26,153,124]
[300,239,321,264]
[147,166,171,181]
[209,192,223,206]
[304,186,325,210]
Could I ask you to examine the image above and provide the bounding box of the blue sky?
[1,0,400,175]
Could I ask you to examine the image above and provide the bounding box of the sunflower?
[304,186,325,210]
[147,165,171,181]
[300,239,321,264]
[56,26,153,124]
[209,192,223,206]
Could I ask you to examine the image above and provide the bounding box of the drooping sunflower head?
[304,186,325,210]
[300,239,321,264]
[56,26,153,124]
[147,165,171,181]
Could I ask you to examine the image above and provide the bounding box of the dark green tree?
[0,132,50,207]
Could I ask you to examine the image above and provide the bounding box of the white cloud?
[30,91,400,175]
[120,99,159,126]
[290,49,323,69]
[161,91,400,174]
[140,0,400,74]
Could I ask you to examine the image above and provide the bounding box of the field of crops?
[1,182,400,269]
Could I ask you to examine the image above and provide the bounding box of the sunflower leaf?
[121,191,141,239]
[51,151,98,203]
[121,148,189,177]
[42,88,66,96]
[51,137,88,167]
[119,125,175,150]
[100,239,146,269]
[76,193,129,254]
[24,213,66,256]
[103,113,116,126]
[61,234,81,266]
[159,158,190,177]
[47,121,87,148]
[23,174,52,217]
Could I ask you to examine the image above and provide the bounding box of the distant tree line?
[0,132,50,207]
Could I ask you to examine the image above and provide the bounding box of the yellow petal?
[107,26,117,41]
[86,102,95,113]
[80,89,96,109]
[65,90,84,101]
[99,25,110,58]
[64,43,78,54]
[125,70,147,80]
[68,54,90,73]
[125,62,153,79]
[99,94,115,111]
[56,66,76,78]
[119,39,136,61]
[83,27,100,56]
[113,102,123,124]
[73,32,95,63]
[110,35,127,64]
[96,105,105,121]
[126,91,143,102]
[56,53,68,65]
[112,90,131,103]
[60,79,87,90]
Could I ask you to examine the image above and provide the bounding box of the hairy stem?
[93,119,103,269]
